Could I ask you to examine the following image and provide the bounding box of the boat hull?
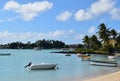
[29,63,57,70]
[108,56,115,59]
[90,60,117,67]
[0,53,11,56]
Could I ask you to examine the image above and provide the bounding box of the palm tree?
[109,29,117,47]
[110,29,117,39]
[90,35,101,50]
[97,23,110,45]
[83,35,90,48]
[116,35,120,48]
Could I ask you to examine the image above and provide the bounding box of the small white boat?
[90,60,117,67]
[108,55,115,59]
[115,53,120,57]
[33,47,42,50]
[25,62,57,70]
[0,53,11,56]
[77,53,81,57]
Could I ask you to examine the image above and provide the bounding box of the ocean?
[0,49,120,81]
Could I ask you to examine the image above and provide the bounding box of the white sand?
[84,71,120,81]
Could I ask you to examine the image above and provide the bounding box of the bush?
[75,48,94,53]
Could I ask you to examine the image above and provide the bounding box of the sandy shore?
[84,71,120,81]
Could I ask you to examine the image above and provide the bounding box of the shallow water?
[0,49,120,81]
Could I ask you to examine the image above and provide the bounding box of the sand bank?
[84,71,120,81]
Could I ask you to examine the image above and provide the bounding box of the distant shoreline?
[51,51,111,55]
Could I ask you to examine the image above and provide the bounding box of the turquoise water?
[0,49,120,81]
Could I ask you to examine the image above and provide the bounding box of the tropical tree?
[83,35,90,48]
[110,29,117,39]
[97,23,110,45]
[90,35,101,50]
[116,35,120,48]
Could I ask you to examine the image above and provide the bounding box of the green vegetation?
[76,23,120,54]
[0,39,65,49]
[0,23,120,55]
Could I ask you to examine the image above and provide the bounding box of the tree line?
[82,23,120,54]
[0,39,66,49]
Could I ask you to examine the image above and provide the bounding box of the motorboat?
[108,55,115,59]
[77,53,90,57]
[81,56,90,61]
[0,53,11,56]
[90,60,117,67]
[115,53,120,57]
[25,62,58,70]
[65,54,71,56]
[77,53,81,57]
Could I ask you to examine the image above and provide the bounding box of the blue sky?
[0,0,120,44]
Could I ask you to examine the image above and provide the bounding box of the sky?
[0,0,120,44]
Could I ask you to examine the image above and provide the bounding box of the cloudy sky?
[0,0,120,44]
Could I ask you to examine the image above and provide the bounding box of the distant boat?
[65,54,71,56]
[77,53,90,57]
[25,62,58,70]
[115,53,120,57]
[33,47,42,50]
[90,60,117,67]
[81,56,90,61]
[77,53,81,57]
[0,53,11,56]
[108,55,115,59]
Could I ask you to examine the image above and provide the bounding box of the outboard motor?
[25,62,32,68]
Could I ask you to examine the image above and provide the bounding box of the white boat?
[0,53,11,56]
[33,47,42,50]
[108,55,115,59]
[115,53,120,57]
[25,62,57,70]
[90,60,117,67]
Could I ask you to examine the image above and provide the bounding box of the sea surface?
[0,49,120,81]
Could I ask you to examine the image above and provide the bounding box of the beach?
[83,71,120,81]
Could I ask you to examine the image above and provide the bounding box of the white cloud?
[4,1,53,21]
[74,0,115,21]
[56,11,72,21]
[4,1,20,10]
[75,9,92,21]
[0,30,75,44]
[90,0,115,15]
[88,26,96,34]
[110,8,120,20]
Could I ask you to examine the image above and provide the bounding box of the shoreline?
[51,51,113,55]
[83,70,120,81]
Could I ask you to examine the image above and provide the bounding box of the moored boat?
[33,47,42,50]
[81,56,90,61]
[90,60,117,67]
[108,55,115,59]
[65,54,71,56]
[0,53,11,56]
[25,62,58,70]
